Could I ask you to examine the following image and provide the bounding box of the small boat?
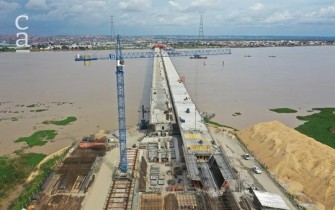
[190,54,207,59]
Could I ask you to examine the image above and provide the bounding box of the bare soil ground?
[236,121,335,210]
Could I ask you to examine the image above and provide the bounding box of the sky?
[1,0,335,36]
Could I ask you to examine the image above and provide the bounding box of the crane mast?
[115,35,128,173]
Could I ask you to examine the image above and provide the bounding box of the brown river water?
[0,46,334,155]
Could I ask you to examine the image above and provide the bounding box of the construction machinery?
[75,35,231,174]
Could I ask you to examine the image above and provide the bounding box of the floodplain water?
[0,46,334,155]
[171,46,335,129]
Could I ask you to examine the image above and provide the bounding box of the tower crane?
[115,35,127,173]
[75,35,231,174]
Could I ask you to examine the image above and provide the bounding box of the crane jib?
[75,48,231,61]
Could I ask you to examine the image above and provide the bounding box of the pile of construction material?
[237,121,335,210]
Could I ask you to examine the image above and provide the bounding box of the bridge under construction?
[28,44,293,210]
[129,47,241,210]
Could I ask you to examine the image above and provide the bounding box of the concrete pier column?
[167,141,171,162]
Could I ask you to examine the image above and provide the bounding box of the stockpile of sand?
[236,121,335,210]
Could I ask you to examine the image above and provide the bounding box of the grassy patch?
[270,108,297,113]
[24,153,47,168]
[232,112,242,116]
[15,130,57,147]
[26,104,37,108]
[296,108,335,148]
[204,119,238,131]
[30,109,48,112]
[0,153,46,201]
[8,152,64,210]
[42,116,77,126]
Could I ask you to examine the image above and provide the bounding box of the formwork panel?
[140,193,163,210]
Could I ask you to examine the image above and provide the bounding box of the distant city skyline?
[1,0,335,36]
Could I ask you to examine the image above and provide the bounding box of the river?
[0,46,334,155]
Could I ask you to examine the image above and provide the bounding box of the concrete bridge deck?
[159,51,236,186]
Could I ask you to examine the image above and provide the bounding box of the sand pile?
[236,121,335,210]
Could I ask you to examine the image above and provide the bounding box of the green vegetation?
[42,116,77,126]
[15,130,57,147]
[30,109,48,112]
[0,153,46,201]
[232,112,242,116]
[204,119,238,131]
[26,104,37,108]
[0,47,15,52]
[296,108,335,148]
[270,108,297,113]
[51,101,68,105]
[8,151,66,210]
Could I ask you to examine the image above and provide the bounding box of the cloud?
[250,3,264,11]
[119,0,152,12]
[168,0,179,8]
[169,0,221,13]
[31,0,109,22]
[26,0,48,10]
[225,1,335,26]
[0,0,20,11]
[319,4,335,17]
[190,0,215,8]
[2,0,335,35]
[265,11,293,23]
[306,3,335,18]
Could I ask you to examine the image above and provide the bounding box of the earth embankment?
[236,121,335,210]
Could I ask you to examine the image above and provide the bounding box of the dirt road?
[209,126,298,210]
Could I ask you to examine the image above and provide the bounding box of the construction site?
[30,146,105,210]
[25,42,295,210]
[133,47,241,210]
